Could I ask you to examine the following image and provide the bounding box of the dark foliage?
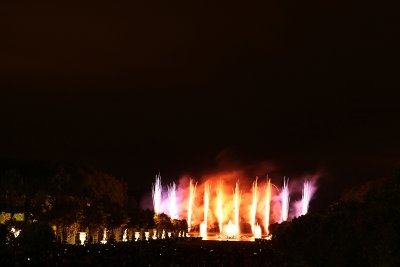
[271,173,400,266]
[0,224,8,248]
[18,222,55,252]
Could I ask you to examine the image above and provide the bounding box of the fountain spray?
[265,177,271,234]
[280,177,290,222]
[234,181,241,236]
[187,178,197,231]
[152,174,162,214]
[301,180,311,215]
[251,177,258,234]
[217,180,224,233]
[168,182,178,219]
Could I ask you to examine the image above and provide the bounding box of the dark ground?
[0,239,280,267]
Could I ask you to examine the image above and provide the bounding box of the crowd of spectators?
[0,239,281,267]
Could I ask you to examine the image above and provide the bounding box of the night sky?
[1,0,399,208]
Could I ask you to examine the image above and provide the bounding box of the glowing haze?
[150,169,318,236]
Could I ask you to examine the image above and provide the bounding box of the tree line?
[0,160,187,246]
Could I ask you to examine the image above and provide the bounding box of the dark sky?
[1,0,399,207]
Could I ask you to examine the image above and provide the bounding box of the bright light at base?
[254,223,262,239]
[134,232,140,241]
[200,221,207,238]
[10,227,21,238]
[79,232,86,245]
[224,220,237,238]
[122,229,128,242]
[101,228,107,244]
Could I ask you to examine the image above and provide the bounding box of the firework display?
[151,173,316,239]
